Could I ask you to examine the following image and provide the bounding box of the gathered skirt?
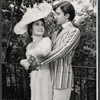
[30,69,52,100]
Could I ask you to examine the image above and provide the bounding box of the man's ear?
[65,13,70,19]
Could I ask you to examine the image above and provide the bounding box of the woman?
[14,2,53,100]
[20,19,51,70]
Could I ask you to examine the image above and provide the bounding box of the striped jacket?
[39,22,81,89]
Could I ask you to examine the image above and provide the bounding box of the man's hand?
[28,55,38,70]
[27,55,35,64]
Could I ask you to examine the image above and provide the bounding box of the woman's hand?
[20,59,30,70]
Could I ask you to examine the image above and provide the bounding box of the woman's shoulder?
[41,37,51,42]
[37,37,51,46]
[26,42,33,49]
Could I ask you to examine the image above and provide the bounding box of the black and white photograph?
[2,0,97,100]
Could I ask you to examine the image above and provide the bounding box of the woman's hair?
[53,1,75,21]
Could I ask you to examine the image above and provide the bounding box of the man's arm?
[38,28,81,65]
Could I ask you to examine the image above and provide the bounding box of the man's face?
[55,7,67,25]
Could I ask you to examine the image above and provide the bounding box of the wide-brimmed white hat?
[14,1,52,34]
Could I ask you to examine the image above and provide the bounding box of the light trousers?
[53,88,72,100]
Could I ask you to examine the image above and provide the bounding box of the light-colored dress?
[26,37,52,100]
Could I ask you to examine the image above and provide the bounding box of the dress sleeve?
[25,43,32,57]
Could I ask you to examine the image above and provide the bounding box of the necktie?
[52,26,63,49]
[57,25,63,37]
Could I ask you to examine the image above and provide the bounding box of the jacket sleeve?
[38,28,81,65]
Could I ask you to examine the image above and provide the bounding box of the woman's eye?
[34,23,39,26]
[41,23,44,27]
[36,23,39,26]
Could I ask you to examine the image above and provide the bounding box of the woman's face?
[32,20,45,36]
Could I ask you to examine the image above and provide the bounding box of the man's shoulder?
[62,25,76,34]
[63,25,80,38]
[69,26,80,33]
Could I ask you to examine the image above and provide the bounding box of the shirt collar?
[62,21,72,29]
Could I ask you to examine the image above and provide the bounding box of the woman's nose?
[39,26,44,30]
[39,25,43,28]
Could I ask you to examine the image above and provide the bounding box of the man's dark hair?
[53,1,75,21]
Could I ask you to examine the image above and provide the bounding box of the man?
[30,1,81,100]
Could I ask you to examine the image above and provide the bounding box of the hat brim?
[14,1,52,34]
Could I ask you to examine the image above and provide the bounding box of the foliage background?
[2,0,97,67]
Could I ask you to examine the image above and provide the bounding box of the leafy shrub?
[2,0,96,67]
[72,13,96,67]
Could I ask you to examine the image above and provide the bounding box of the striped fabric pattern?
[39,22,81,89]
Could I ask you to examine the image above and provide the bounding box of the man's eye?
[56,13,60,16]
[56,12,60,15]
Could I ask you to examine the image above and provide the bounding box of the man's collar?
[62,21,73,29]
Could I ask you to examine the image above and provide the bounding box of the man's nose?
[53,13,57,19]
[52,15,57,23]
[52,11,57,19]
[54,15,57,20]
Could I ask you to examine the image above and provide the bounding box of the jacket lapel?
[52,22,74,48]
[52,27,70,48]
